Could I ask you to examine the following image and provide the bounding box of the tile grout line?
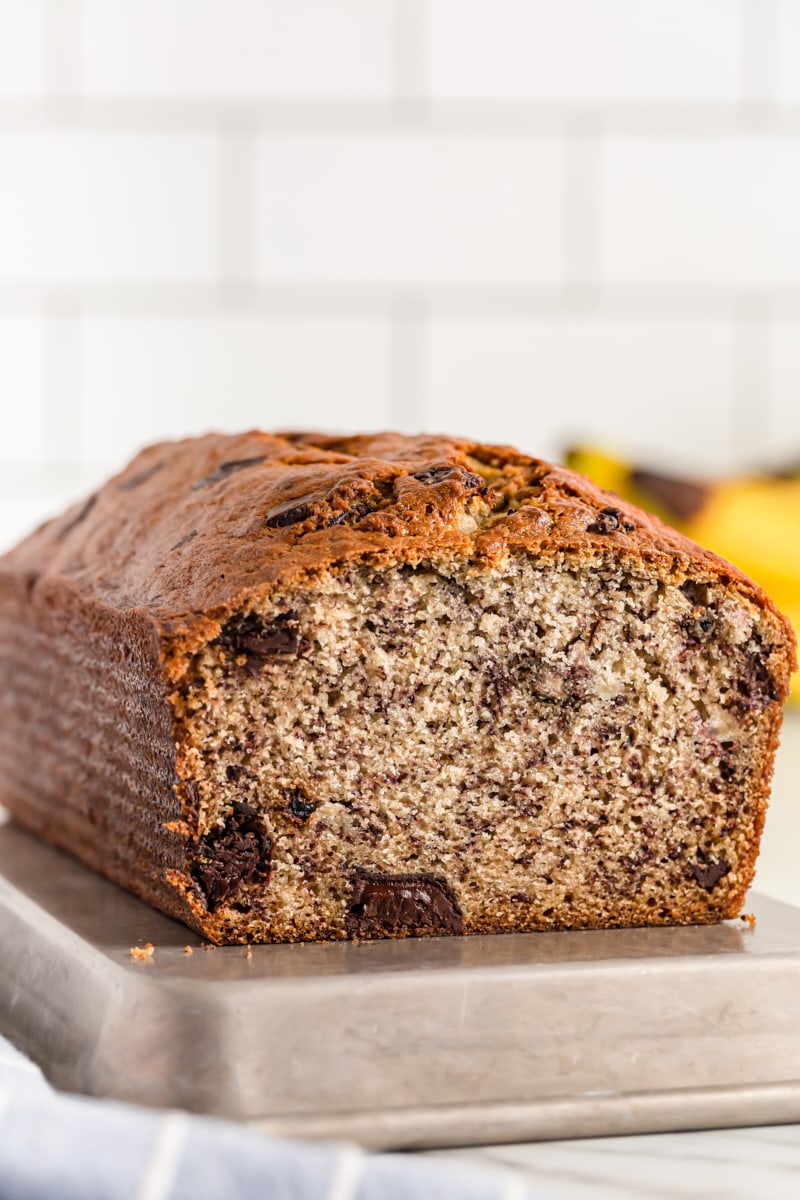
[43,0,82,100]
[6,285,800,321]
[9,98,800,136]
[391,0,432,122]
[562,119,603,292]
[389,299,429,433]
[42,300,83,468]
[389,0,432,429]
[739,0,779,110]
[731,303,773,466]
[41,0,83,476]
[216,116,259,297]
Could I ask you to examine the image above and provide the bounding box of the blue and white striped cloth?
[0,1034,541,1200]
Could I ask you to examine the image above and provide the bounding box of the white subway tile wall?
[429,0,742,102]
[427,318,736,470]
[79,0,395,99]
[0,132,218,283]
[603,137,800,287]
[0,1,44,95]
[770,320,800,461]
[0,0,800,551]
[255,136,565,283]
[79,316,392,461]
[0,317,45,461]
[776,0,800,104]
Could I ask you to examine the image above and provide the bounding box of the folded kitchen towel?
[0,1034,539,1200]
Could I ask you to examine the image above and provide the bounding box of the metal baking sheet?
[1,821,800,1151]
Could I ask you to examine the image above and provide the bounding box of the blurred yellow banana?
[565,447,800,702]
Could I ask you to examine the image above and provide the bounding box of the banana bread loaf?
[0,431,795,943]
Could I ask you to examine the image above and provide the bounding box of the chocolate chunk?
[238,623,299,659]
[719,758,736,782]
[265,501,314,528]
[171,529,198,551]
[218,613,301,675]
[192,456,267,490]
[287,793,316,823]
[191,801,272,912]
[411,465,484,490]
[119,462,164,491]
[690,858,730,891]
[326,498,380,526]
[631,469,710,522]
[345,870,463,938]
[738,650,779,709]
[586,506,634,535]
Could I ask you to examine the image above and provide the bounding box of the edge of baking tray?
[253,1081,800,1149]
[3,823,800,1149]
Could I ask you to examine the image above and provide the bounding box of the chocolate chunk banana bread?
[0,431,795,944]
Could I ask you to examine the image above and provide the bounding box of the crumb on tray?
[130,943,155,961]
[184,945,194,955]
[739,912,757,928]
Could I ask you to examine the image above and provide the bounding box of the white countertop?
[431,711,800,1199]
[432,1124,800,1199]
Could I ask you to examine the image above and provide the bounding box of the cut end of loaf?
[169,554,789,944]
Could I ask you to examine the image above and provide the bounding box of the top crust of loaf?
[1,429,796,688]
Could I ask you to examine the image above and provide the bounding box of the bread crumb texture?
[172,557,789,942]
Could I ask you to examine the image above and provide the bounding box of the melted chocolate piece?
[265,501,314,528]
[326,498,381,526]
[346,870,463,938]
[631,469,710,522]
[191,801,272,912]
[586,506,635,535]
[192,457,267,490]
[287,793,316,822]
[119,462,164,491]
[411,465,484,490]
[719,758,736,782]
[690,858,730,891]
[218,613,301,675]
